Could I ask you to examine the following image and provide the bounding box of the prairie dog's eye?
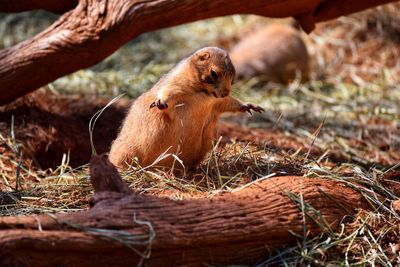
[211,70,219,81]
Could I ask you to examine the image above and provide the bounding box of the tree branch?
[313,0,396,22]
[0,155,371,266]
[0,175,369,266]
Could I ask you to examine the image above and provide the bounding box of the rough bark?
[0,0,396,105]
[0,155,370,266]
[313,0,396,21]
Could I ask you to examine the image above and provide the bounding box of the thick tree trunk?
[0,155,370,266]
[0,0,396,105]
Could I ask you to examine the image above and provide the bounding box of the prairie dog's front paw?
[240,104,264,114]
[150,99,168,110]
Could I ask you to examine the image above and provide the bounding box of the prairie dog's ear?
[195,51,210,62]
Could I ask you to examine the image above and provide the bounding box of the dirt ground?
[0,90,127,170]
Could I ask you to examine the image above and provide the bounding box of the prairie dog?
[109,47,263,169]
[230,24,309,83]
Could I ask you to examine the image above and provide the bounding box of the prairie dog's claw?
[253,106,265,113]
[150,99,168,110]
[240,104,264,114]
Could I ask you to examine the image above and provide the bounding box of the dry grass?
[1,2,400,265]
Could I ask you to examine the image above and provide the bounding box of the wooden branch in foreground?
[313,0,396,22]
[0,155,370,266]
[0,0,396,105]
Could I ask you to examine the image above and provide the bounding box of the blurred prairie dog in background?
[230,24,309,83]
[109,47,263,170]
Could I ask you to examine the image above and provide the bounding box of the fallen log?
[0,155,370,266]
[0,0,396,105]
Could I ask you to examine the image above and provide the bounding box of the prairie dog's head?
[190,47,235,98]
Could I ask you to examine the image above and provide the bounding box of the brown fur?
[230,24,309,83]
[109,47,263,170]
